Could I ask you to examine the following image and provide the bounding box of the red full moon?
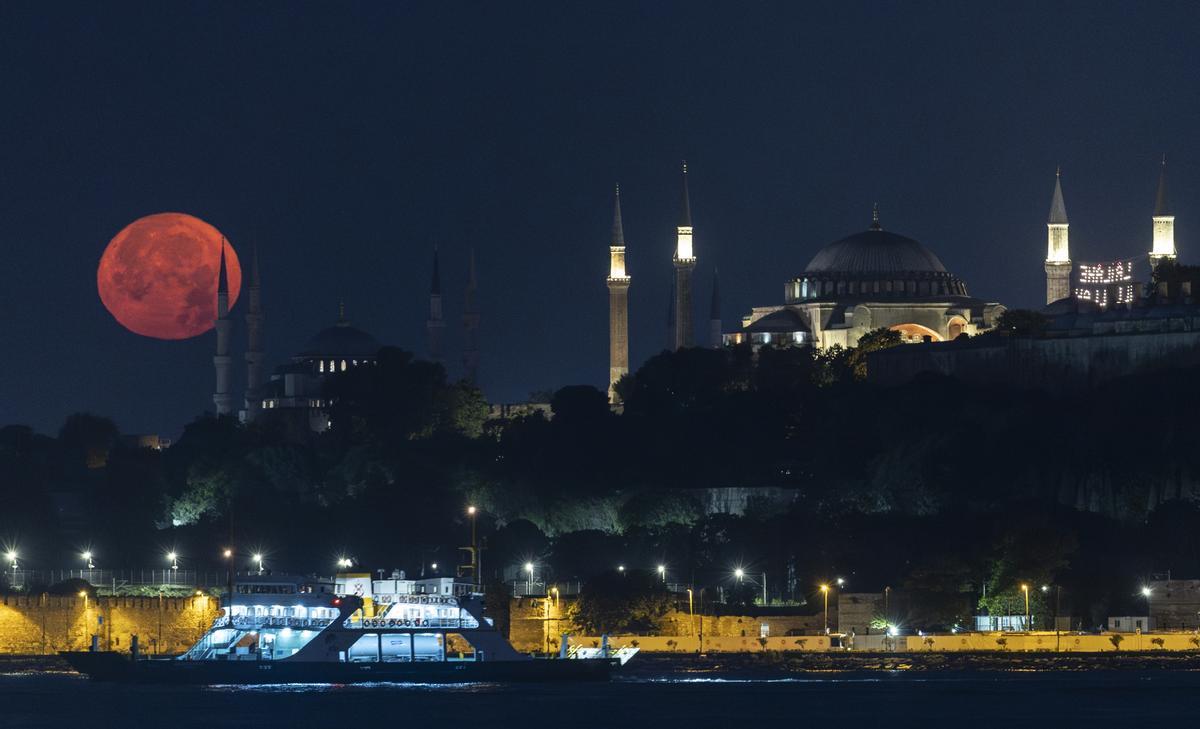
[97,213,241,340]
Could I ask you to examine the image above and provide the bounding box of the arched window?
[340,360,347,372]
[318,360,325,373]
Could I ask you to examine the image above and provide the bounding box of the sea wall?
[0,594,220,655]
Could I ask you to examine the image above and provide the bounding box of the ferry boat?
[62,574,618,684]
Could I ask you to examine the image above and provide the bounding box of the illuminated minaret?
[1150,155,1176,270]
[242,242,264,421]
[462,249,480,384]
[606,184,631,402]
[1045,167,1072,305]
[672,161,696,349]
[709,268,721,348]
[427,245,445,364]
[213,239,233,416]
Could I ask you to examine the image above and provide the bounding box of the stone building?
[726,207,1005,349]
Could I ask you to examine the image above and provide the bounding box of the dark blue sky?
[2,1,1199,436]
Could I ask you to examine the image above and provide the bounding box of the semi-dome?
[805,228,947,275]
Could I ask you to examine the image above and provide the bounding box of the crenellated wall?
[0,595,220,655]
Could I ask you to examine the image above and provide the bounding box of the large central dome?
[805,227,947,275]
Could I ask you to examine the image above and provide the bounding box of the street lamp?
[686,588,695,638]
[254,554,264,575]
[820,584,830,634]
[617,565,625,574]
[5,550,17,588]
[1142,586,1153,630]
[1021,584,1030,631]
[657,565,666,583]
[467,505,479,586]
[430,562,438,572]
[524,562,534,593]
[82,551,94,570]
[735,568,745,581]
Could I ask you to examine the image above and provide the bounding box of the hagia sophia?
[206,158,1183,426]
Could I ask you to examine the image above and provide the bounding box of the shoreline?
[9,651,1200,678]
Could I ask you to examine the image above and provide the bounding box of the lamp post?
[81,551,94,571]
[167,552,178,584]
[1021,584,1030,631]
[1142,586,1153,631]
[223,548,234,623]
[524,562,534,594]
[5,550,16,587]
[820,584,830,634]
[657,565,666,583]
[254,554,264,575]
[617,565,625,575]
[687,588,695,638]
[467,506,478,587]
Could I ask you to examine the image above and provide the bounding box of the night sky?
[2,1,1199,436]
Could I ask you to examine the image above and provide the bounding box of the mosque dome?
[791,209,968,302]
[298,305,381,358]
[805,228,947,275]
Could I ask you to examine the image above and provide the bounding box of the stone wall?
[868,329,1200,390]
[508,597,822,652]
[0,594,219,655]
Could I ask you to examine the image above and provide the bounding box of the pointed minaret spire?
[606,184,631,403]
[462,249,480,384]
[1048,166,1069,225]
[243,239,264,422]
[1045,167,1072,304]
[212,238,233,416]
[709,267,722,349]
[427,245,445,364]
[672,161,696,349]
[1151,154,1177,267]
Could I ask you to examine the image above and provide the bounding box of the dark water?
[3,669,1199,728]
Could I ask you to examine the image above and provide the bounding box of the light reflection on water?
[206,681,500,693]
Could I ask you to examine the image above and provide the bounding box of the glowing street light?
[820,584,830,634]
[430,562,438,572]
[524,562,535,593]
[222,548,232,559]
[167,552,178,570]
[735,568,745,581]
[254,553,264,575]
[657,565,666,582]
[467,505,479,586]
[1021,584,1030,630]
[836,577,845,587]
[617,565,625,574]
[81,551,94,570]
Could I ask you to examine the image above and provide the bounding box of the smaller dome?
[300,322,380,358]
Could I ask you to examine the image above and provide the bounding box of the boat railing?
[351,617,469,630]
[212,615,334,629]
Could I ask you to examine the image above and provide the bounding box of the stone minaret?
[1150,156,1176,270]
[709,268,721,348]
[672,161,696,349]
[1045,168,1072,305]
[607,184,631,402]
[666,273,676,351]
[427,245,445,364]
[213,239,233,416]
[242,243,264,421]
[462,249,480,384]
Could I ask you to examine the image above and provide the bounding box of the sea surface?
[3,667,1199,728]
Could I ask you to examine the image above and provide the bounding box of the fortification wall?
[868,329,1200,389]
[0,595,219,655]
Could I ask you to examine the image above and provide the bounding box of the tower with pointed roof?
[427,245,445,364]
[1150,156,1177,269]
[672,161,696,349]
[606,184,631,402]
[213,240,233,416]
[1045,168,1072,304]
[242,242,264,421]
[463,249,480,384]
[709,268,721,348]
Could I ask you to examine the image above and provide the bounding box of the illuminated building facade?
[606,185,630,402]
[726,206,1005,350]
